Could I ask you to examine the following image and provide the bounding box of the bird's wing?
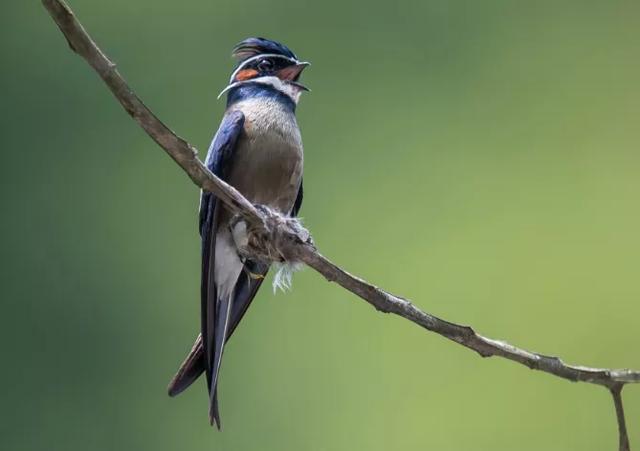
[199,110,245,237]
[168,180,304,399]
[165,110,242,401]
[199,110,250,428]
[292,178,303,217]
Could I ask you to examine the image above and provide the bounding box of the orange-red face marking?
[235,69,259,81]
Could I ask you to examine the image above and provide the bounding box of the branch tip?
[611,384,631,451]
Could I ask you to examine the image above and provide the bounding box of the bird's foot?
[229,205,313,265]
[247,270,265,280]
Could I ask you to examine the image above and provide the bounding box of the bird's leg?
[228,219,265,280]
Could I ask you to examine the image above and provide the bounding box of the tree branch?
[42,0,637,447]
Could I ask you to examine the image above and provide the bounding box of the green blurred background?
[2,1,639,450]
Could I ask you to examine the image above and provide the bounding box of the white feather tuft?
[272,261,303,293]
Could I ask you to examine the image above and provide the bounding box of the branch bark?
[42,0,636,447]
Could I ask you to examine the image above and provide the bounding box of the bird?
[166,37,309,429]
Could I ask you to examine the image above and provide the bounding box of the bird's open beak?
[277,62,310,91]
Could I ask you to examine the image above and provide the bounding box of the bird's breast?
[226,98,303,213]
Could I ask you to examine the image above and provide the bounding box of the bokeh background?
[2,1,639,450]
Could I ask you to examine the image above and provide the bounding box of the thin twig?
[42,0,637,447]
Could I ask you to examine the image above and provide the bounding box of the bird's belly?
[227,128,303,214]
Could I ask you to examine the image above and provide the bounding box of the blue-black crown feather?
[232,37,298,62]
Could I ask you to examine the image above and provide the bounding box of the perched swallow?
[167,38,309,428]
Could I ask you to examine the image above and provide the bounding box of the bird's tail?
[208,294,233,429]
[167,335,205,397]
[168,262,268,426]
[210,389,222,429]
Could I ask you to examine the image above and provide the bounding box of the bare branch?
[42,0,637,446]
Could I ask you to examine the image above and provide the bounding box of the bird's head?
[219,37,310,104]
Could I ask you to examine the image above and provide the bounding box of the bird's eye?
[258,59,273,72]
